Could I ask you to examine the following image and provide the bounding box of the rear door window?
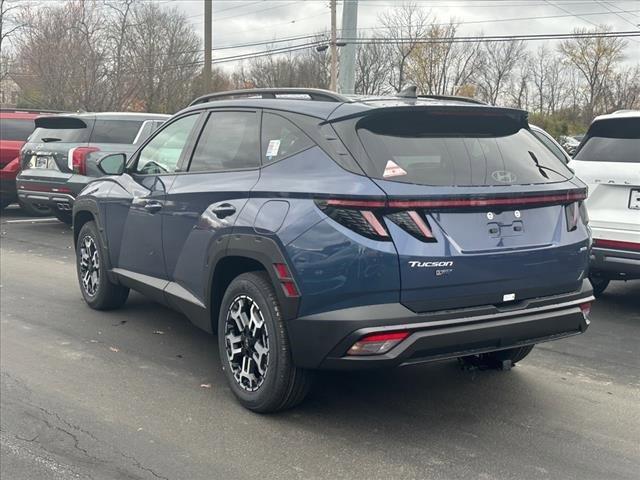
[574,117,639,163]
[261,112,314,165]
[0,118,36,141]
[188,111,260,172]
[354,110,573,186]
[90,119,144,144]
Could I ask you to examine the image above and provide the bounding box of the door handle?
[143,200,163,214]
[212,203,236,219]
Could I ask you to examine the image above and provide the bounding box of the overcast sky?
[157,0,640,68]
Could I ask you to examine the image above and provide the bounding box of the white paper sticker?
[383,160,407,178]
[266,139,281,158]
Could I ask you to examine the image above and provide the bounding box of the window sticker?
[266,139,281,158]
[383,160,407,178]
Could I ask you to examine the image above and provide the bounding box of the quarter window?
[135,114,199,174]
[189,111,259,172]
[261,112,314,165]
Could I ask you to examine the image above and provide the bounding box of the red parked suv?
[1,109,59,214]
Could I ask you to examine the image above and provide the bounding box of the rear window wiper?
[528,151,568,180]
[41,137,62,143]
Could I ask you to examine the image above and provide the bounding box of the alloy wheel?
[224,295,270,392]
[79,235,100,297]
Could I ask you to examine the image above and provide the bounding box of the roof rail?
[417,94,487,105]
[189,88,349,106]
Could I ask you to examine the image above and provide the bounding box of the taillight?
[565,201,588,232]
[593,239,640,252]
[273,263,299,297]
[315,199,390,240]
[579,301,592,318]
[347,331,409,356]
[387,210,435,241]
[68,147,99,175]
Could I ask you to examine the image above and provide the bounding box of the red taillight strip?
[593,239,640,252]
[325,198,386,208]
[407,210,434,238]
[359,331,409,343]
[361,210,389,237]
[388,191,586,209]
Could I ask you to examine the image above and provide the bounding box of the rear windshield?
[355,110,573,186]
[90,119,143,144]
[30,121,92,143]
[0,118,36,141]
[574,117,639,163]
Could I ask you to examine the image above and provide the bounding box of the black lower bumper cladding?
[289,280,594,370]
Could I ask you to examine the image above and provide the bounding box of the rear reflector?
[273,263,300,297]
[593,239,640,252]
[347,331,409,356]
[579,301,592,317]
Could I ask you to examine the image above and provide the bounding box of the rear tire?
[19,200,52,217]
[589,275,609,298]
[53,209,73,225]
[76,221,129,310]
[218,271,312,413]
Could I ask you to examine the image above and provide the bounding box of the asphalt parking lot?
[1,206,638,480]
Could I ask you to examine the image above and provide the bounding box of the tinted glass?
[189,111,259,172]
[532,129,568,163]
[356,110,573,186]
[136,114,199,174]
[0,118,36,141]
[30,124,91,143]
[90,120,143,144]
[574,117,639,163]
[261,112,314,165]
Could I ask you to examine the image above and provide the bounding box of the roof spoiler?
[34,116,88,130]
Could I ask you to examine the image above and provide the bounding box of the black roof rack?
[417,94,487,105]
[189,88,349,106]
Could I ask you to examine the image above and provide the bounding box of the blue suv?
[73,88,594,412]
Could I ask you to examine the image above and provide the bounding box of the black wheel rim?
[224,295,269,392]
[79,235,100,297]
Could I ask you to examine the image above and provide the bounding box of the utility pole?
[338,0,358,94]
[203,0,212,93]
[329,0,337,91]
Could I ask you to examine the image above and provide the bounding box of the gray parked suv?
[17,112,169,223]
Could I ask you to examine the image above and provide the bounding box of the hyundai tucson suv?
[17,112,168,224]
[72,88,594,412]
[569,110,640,296]
[1,109,61,214]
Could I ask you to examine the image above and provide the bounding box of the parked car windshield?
[356,110,573,186]
[574,117,640,163]
[0,118,36,141]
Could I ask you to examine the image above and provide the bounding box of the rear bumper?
[16,170,90,210]
[288,280,594,370]
[590,247,640,280]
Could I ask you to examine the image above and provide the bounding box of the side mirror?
[97,153,126,175]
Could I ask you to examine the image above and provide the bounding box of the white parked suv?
[569,110,640,296]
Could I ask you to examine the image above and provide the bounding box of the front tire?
[76,221,129,310]
[218,271,312,413]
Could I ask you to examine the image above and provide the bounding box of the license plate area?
[29,155,58,170]
[630,189,640,210]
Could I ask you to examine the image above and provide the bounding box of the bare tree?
[558,27,627,119]
[476,39,526,105]
[0,0,25,82]
[355,38,392,95]
[379,2,430,92]
[604,65,640,111]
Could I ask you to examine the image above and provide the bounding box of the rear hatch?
[333,106,589,313]
[569,116,640,233]
[0,115,37,167]
[20,116,93,176]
